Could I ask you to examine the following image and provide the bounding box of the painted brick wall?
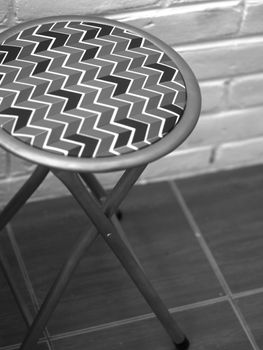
[0,0,262,204]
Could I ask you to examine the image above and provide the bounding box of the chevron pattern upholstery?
[0,20,186,158]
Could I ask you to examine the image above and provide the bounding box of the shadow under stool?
[0,15,201,350]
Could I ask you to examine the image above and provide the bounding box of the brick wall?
[0,0,262,204]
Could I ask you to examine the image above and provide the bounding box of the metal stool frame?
[0,15,201,350]
[0,165,189,350]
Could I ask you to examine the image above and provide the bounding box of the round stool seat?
[0,16,201,172]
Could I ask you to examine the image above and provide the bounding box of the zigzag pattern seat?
[0,16,199,172]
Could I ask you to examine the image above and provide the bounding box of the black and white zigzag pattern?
[0,20,186,158]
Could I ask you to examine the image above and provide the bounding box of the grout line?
[6,224,55,350]
[0,340,50,350]
[39,296,229,342]
[238,0,247,35]
[0,344,20,350]
[169,181,261,350]
[174,33,263,51]
[6,0,16,27]
[0,295,227,349]
[169,295,227,313]
[168,182,232,294]
[111,0,240,20]
[233,286,263,299]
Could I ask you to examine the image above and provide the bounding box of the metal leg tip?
[175,337,190,350]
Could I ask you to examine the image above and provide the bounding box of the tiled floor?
[1,164,263,349]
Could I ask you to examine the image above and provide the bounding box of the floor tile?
[10,182,223,336]
[0,266,27,347]
[176,164,263,293]
[0,228,34,347]
[34,343,51,350]
[53,301,253,350]
[237,292,263,348]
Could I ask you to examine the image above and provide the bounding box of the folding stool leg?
[0,246,33,326]
[0,252,58,350]
[0,165,53,348]
[57,171,189,350]
[80,172,123,219]
[81,172,143,269]
[80,172,106,201]
[20,166,145,350]
[0,165,49,230]
[0,165,49,318]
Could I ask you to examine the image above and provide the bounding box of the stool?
[0,16,201,350]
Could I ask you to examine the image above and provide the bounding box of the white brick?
[0,148,7,178]
[0,0,9,23]
[95,171,123,188]
[0,170,126,207]
[1,173,68,207]
[229,74,263,108]
[200,80,226,114]
[0,177,21,207]
[9,154,35,176]
[240,0,263,35]
[0,148,213,206]
[214,137,263,169]
[181,106,263,148]
[15,0,158,20]
[178,37,263,80]
[114,1,242,46]
[141,146,213,181]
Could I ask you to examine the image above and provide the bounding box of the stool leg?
[0,246,33,327]
[0,165,49,230]
[0,245,55,350]
[80,172,140,266]
[0,165,52,349]
[20,228,98,350]
[80,172,106,201]
[80,172,123,220]
[20,166,145,350]
[57,171,189,350]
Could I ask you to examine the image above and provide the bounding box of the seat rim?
[0,15,201,173]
